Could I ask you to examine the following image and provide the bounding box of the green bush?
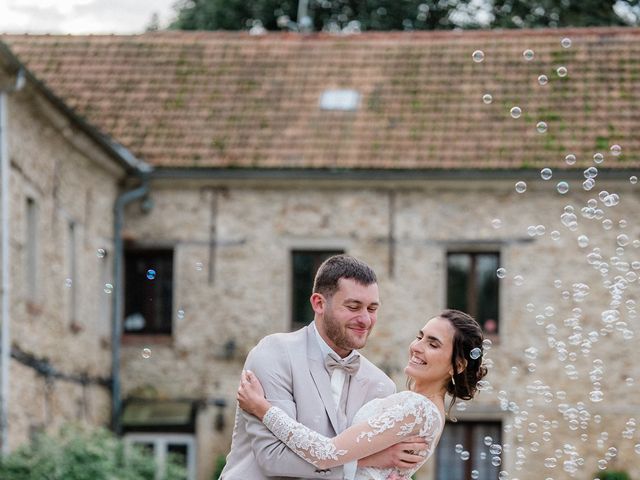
[0,424,186,480]
[595,472,631,480]
[211,454,226,479]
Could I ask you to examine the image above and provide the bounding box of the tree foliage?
[0,425,186,480]
[170,0,478,32]
[491,0,637,28]
[169,0,640,31]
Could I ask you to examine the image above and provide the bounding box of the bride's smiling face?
[405,316,455,390]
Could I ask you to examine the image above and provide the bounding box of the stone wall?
[121,176,640,480]
[4,81,123,449]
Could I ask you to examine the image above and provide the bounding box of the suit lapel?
[306,326,341,433]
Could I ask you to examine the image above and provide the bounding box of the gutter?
[147,167,639,182]
[111,178,150,435]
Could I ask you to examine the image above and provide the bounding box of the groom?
[221,254,426,479]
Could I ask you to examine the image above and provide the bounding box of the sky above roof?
[0,0,176,34]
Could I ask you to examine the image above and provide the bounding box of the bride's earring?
[451,374,456,387]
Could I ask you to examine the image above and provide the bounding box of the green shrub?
[212,454,226,479]
[0,424,186,480]
[595,471,631,480]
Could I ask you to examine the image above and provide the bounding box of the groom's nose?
[354,310,373,328]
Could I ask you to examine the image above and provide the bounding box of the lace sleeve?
[262,392,443,469]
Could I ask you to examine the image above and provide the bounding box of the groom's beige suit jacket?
[220,324,396,480]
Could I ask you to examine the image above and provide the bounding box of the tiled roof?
[3,28,640,170]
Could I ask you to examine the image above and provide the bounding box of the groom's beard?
[323,308,371,352]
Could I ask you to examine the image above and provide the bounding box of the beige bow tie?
[325,353,360,376]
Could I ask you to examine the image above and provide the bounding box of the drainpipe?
[111,179,149,435]
[0,68,25,456]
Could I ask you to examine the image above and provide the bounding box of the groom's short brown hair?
[312,254,377,298]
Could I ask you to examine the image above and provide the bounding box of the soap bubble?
[537,122,548,133]
[492,218,503,229]
[483,93,493,104]
[510,106,522,119]
[541,168,553,180]
[630,176,638,184]
[561,37,572,48]
[141,348,152,359]
[97,248,106,258]
[472,50,485,62]
[610,144,622,156]
[497,268,507,278]
[565,154,577,165]
[584,166,598,178]
[538,74,548,85]
[557,66,568,77]
[589,390,604,402]
[557,181,569,194]
[515,181,527,193]
[617,234,630,247]
[523,49,535,61]
[470,347,482,360]
[577,235,589,248]
[593,153,604,164]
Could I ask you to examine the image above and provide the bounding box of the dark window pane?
[436,421,502,480]
[167,443,188,469]
[476,253,499,333]
[435,421,466,479]
[124,249,174,335]
[291,250,342,328]
[447,252,499,335]
[166,443,189,480]
[447,253,470,313]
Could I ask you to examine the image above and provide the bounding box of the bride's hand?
[237,370,271,420]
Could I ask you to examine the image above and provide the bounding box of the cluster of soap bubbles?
[473,35,640,478]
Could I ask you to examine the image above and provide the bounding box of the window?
[447,252,499,334]
[319,89,360,111]
[67,220,77,324]
[98,249,111,337]
[124,249,174,335]
[291,250,343,329]
[436,420,502,479]
[124,433,195,480]
[25,197,38,301]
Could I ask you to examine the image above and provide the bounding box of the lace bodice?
[262,390,443,480]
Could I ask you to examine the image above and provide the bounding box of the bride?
[238,309,488,480]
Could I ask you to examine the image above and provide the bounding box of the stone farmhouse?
[1,27,639,480]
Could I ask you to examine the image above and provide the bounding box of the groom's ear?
[310,292,325,314]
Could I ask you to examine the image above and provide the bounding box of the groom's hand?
[356,436,427,469]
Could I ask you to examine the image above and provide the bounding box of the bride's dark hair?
[407,309,488,417]
[441,309,488,413]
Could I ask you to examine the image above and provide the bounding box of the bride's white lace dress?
[262,390,444,480]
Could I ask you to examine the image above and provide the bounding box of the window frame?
[290,249,344,330]
[123,247,175,337]
[435,419,503,480]
[25,196,39,303]
[124,432,196,480]
[446,250,500,336]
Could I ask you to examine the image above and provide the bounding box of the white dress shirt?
[313,322,359,480]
